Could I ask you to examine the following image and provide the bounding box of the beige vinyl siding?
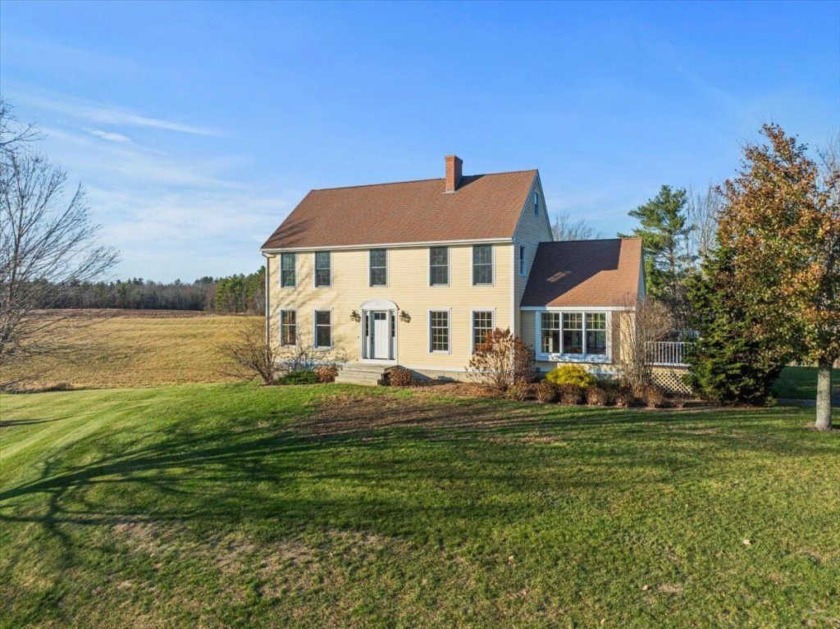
[511,174,553,336]
[266,243,514,371]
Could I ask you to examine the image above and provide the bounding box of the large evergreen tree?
[622,185,694,329]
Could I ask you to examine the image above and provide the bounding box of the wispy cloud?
[18,92,220,137]
[85,128,132,144]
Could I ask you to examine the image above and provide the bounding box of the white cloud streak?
[85,128,132,144]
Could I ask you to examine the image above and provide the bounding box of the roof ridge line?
[311,168,538,192]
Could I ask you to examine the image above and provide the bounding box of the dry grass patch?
[0,310,260,389]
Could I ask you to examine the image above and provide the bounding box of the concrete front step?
[335,363,390,386]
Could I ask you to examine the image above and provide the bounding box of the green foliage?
[685,246,788,404]
[622,185,694,326]
[545,364,596,389]
[276,370,318,385]
[214,267,265,314]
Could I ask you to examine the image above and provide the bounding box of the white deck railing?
[647,341,693,367]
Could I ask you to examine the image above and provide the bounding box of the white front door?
[372,311,389,359]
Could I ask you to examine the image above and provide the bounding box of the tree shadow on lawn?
[0,391,836,581]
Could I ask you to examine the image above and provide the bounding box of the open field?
[1,383,838,627]
[0,310,261,389]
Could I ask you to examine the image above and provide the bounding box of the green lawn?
[1,384,838,627]
[772,366,840,400]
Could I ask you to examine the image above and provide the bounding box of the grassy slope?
[1,385,838,628]
[0,311,261,389]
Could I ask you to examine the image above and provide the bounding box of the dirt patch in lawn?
[302,389,564,437]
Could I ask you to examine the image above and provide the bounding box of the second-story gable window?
[370,249,387,286]
[315,251,331,287]
[429,247,449,286]
[534,190,540,215]
[519,245,527,276]
[280,253,296,287]
[472,245,493,285]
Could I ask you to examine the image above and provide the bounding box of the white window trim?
[533,309,612,363]
[427,308,452,354]
[313,308,333,349]
[369,248,388,288]
[470,308,496,354]
[280,309,297,346]
[534,190,540,215]
[313,251,332,288]
[518,245,527,277]
[280,252,296,289]
[471,244,495,287]
[429,246,450,287]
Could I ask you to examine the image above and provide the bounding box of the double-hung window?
[314,310,331,348]
[280,253,296,288]
[472,310,494,351]
[429,310,450,352]
[472,245,492,285]
[519,245,527,276]
[280,310,296,346]
[585,313,607,355]
[534,190,540,215]
[540,312,561,353]
[429,247,449,286]
[315,251,331,287]
[562,313,584,354]
[370,249,387,286]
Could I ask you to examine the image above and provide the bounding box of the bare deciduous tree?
[0,102,119,366]
[686,185,722,262]
[550,212,600,241]
[617,298,673,394]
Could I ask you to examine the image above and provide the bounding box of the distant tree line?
[33,267,265,314]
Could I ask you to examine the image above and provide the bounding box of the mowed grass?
[0,310,260,389]
[1,384,838,627]
[772,366,840,400]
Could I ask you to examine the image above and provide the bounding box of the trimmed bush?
[389,367,413,387]
[314,364,338,383]
[535,380,558,403]
[546,365,595,390]
[643,386,666,408]
[558,383,584,405]
[277,370,318,385]
[585,386,609,407]
[505,379,530,401]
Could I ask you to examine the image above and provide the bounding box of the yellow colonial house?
[261,155,644,384]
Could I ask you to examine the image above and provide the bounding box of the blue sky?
[1,1,837,281]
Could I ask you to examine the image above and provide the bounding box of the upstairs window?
[280,253,296,287]
[369,249,387,286]
[280,310,296,345]
[315,251,331,287]
[534,190,540,215]
[472,245,493,285]
[429,247,449,286]
[519,245,526,276]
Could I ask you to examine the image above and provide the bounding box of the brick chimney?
[444,155,463,193]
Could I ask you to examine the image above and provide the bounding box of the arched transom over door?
[360,299,398,361]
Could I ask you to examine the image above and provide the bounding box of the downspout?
[262,252,270,346]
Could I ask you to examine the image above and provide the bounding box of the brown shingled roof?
[521,238,643,307]
[261,170,538,250]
